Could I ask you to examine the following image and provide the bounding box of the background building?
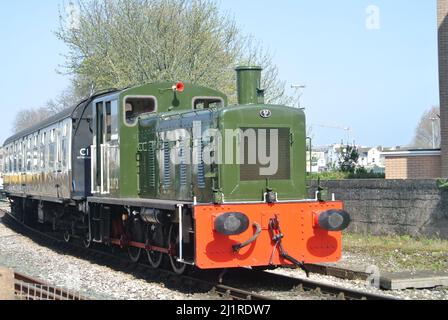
[383,149,441,179]
[439,0,448,177]
[381,1,446,180]
[306,151,327,173]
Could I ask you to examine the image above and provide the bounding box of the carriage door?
[103,100,119,195]
[92,100,119,195]
[92,101,104,194]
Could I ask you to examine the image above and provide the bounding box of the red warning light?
[174,82,185,93]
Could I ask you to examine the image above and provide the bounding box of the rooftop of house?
[382,148,441,157]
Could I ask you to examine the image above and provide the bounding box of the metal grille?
[240,128,291,181]
[163,142,171,187]
[148,142,156,188]
[180,140,187,187]
[197,140,206,189]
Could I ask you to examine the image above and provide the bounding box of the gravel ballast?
[0,218,201,300]
[0,204,446,300]
[270,260,448,300]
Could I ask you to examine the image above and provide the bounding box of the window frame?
[123,95,158,127]
[192,96,225,110]
[108,100,119,141]
[26,136,32,172]
[4,146,9,173]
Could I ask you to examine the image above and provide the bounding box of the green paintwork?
[96,73,307,205]
[118,82,227,198]
[236,66,264,105]
[217,105,307,202]
[134,103,307,204]
[137,110,217,203]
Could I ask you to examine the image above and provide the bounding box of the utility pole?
[291,85,306,109]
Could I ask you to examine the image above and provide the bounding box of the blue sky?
[0,0,439,147]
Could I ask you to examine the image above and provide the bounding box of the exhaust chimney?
[236,66,265,105]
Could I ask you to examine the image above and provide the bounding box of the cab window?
[193,98,223,110]
[124,97,156,126]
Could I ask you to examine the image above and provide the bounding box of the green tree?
[56,0,292,105]
[338,145,359,174]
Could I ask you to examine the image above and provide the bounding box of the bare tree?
[12,0,294,135]
[411,106,441,149]
[11,76,91,134]
[56,0,292,105]
[46,76,92,113]
[12,107,52,134]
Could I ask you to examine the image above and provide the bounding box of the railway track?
[1,207,272,301]
[232,269,394,300]
[0,207,396,301]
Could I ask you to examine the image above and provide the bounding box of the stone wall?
[308,179,448,239]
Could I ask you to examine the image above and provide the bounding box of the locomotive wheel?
[146,225,163,269]
[168,225,188,275]
[147,250,163,269]
[128,247,142,263]
[64,230,71,243]
[83,234,92,249]
[128,217,144,263]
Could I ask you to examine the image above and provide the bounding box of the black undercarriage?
[8,196,196,275]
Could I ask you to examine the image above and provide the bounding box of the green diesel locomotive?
[3,66,350,274]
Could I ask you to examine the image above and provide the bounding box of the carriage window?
[40,140,46,170]
[18,142,23,172]
[49,143,55,169]
[124,97,156,126]
[33,145,39,171]
[27,138,32,172]
[106,100,119,141]
[13,144,17,172]
[4,147,8,173]
[63,123,68,137]
[194,98,223,110]
[7,149,11,173]
[61,139,68,168]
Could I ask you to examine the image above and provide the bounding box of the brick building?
[439,0,448,177]
[383,150,441,179]
[383,1,447,180]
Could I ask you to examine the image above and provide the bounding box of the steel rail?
[257,271,396,300]
[215,267,397,301]
[1,208,271,301]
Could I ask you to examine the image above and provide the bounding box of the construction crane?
[311,123,353,144]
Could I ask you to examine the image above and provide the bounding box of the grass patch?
[308,170,385,181]
[308,172,349,180]
[343,233,448,272]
